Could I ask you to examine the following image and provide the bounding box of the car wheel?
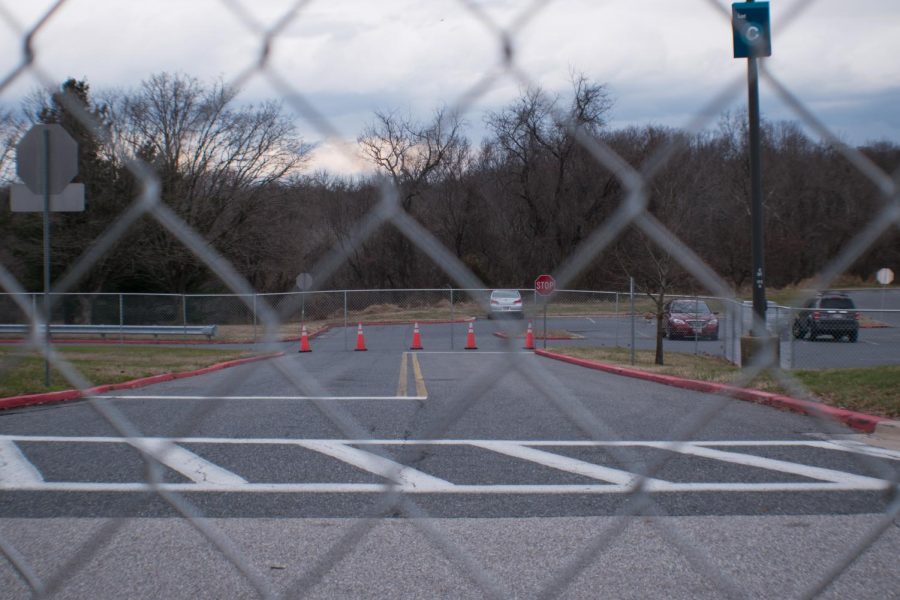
[710,331,719,341]
[808,327,817,341]
[791,321,806,339]
[849,330,858,343]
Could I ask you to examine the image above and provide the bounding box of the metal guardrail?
[0,324,217,340]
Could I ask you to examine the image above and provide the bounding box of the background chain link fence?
[1,1,898,598]
[3,289,897,367]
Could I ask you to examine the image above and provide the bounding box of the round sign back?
[296,272,314,291]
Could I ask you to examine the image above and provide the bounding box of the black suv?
[792,292,859,342]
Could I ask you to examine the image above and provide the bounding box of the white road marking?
[674,444,887,486]
[0,436,895,494]
[586,317,596,324]
[298,440,453,490]
[129,438,247,485]
[414,352,535,355]
[0,440,43,485]
[813,440,900,461]
[470,441,665,486]
[0,481,890,494]
[91,395,427,401]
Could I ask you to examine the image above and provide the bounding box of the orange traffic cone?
[299,325,312,353]
[465,322,477,350]
[524,322,535,350]
[410,322,423,350]
[354,323,367,351]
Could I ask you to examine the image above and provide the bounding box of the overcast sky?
[2,0,899,174]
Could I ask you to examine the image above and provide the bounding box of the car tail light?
[854,312,861,320]
[813,311,820,321]
[514,299,522,304]
[491,300,499,305]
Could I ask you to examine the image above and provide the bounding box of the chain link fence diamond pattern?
[1,1,898,599]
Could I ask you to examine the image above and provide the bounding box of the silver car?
[489,289,524,319]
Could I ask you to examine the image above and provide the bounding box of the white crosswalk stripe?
[0,439,44,485]
[0,436,897,494]
[129,438,248,486]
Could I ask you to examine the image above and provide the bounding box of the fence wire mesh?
[1,1,899,599]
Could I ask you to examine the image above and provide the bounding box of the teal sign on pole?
[733,2,772,58]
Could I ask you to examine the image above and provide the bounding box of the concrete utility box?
[740,335,780,369]
[733,2,772,58]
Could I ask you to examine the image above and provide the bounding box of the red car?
[662,299,719,340]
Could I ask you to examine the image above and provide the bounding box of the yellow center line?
[411,352,427,398]
[396,352,408,397]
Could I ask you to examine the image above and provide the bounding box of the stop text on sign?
[534,274,556,296]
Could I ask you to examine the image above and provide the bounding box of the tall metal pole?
[119,293,124,344]
[747,6,767,337]
[629,278,636,366]
[252,294,257,343]
[542,299,548,349]
[449,287,454,350]
[42,129,51,386]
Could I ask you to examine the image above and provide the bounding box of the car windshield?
[820,297,854,309]
[492,290,520,299]
[671,301,711,314]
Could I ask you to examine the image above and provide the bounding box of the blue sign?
[733,2,772,58]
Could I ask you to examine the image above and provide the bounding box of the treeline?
[1,73,897,298]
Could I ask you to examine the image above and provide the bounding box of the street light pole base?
[740,335,780,369]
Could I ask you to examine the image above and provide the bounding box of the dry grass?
[0,346,262,398]
[546,346,900,418]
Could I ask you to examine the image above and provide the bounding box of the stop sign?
[16,124,79,195]
[534,274,556,296]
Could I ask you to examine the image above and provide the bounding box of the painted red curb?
[534,349,889,434]
[0,352,284,411]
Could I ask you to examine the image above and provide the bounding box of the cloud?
[1,0,898,173]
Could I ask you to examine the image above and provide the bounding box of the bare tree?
[358,108,466,208]
[485,74,614,275]
[116,73,311,291]
[358,108,468,286]
[613,128,712,365]
[0,108,27,185]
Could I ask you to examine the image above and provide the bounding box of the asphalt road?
[1,322,898,598]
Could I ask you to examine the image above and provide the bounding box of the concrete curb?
[534,349,894,434]
[352,318,475,327]
[492,332,584,341]
[873,420,900,442]
[0,352,285,411]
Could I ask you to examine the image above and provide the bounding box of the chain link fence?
[3,289,897,369]
[1,1,899,599]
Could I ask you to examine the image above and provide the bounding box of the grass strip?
[0,346,260,398]
[548,346,900,418]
